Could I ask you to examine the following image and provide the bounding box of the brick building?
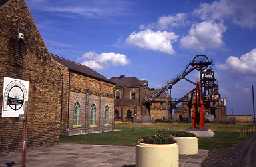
[0,0,114,152]
[55,57,115,136]
[110,75,170,122]
[148,88,171,121]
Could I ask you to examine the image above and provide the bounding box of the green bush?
[137,134,176,144]
[171,131,196,137]
[156,130,196,137]
[154,119,174,123]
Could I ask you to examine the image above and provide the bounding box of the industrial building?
[110,75,170,122]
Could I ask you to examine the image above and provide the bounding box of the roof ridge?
[52,54,93,70]
[52,54,114,84]
[110,75,148,87]
[111,76,140,79]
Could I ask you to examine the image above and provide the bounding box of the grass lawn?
[60,122,249,150]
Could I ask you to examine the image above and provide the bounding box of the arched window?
[91,104,97,125]
[130,89,136,100]
[104,105,111,124]
[115,90,121,99]
[73,102,80,126]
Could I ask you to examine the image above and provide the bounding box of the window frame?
[115,89,121,99]
[104,105,110,125]
[73,102,81,128]
[90,104,97,126]
[130,89,136,100]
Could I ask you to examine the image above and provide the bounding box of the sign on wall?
[2,77,29,117]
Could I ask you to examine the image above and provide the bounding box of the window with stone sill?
[73,102,81,127]
[90,104,97,125]
[104,105,110,124]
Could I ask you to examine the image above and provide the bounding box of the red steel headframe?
[192,82,205,129]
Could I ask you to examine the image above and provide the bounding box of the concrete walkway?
[0,144,208,167]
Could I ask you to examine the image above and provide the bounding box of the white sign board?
[2,77,29,117]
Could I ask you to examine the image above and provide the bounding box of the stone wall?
[114,86,149,122]
[68,92,87,135]
[150,101,169,121]
[64,72,114,135]
[59,68,70,133]
[114,84,170,122]
[0,0,63,152]
[100,96,114,131]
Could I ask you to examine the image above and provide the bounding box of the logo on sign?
[2,77,29,117]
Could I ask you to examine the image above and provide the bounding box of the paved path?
[203,135,256,167]
[0,144,208,167]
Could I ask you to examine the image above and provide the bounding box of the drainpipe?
[99,95,103,133]
[99,83,102,133]
[66,71,70,135]
[60,73,63,132]
[85,89,90,134]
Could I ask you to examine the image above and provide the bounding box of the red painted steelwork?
[199,85,205,129]
[192,82,205,129]
[192,85,197,128]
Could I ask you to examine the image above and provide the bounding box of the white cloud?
[126,29,178,54]
[220,48,256,75]
[44,6,106,17]
[140,13,187,30]
[157,13,187,30]
[194,0,231,21]
[194,0,256,29]
[180,21,226,50]
[80,51,129,70]
[83,60,103,70]
[27,0,133,18]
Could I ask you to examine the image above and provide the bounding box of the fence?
[240,125,256,137]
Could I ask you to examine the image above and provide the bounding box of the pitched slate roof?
[110,75,148,87]
[53,55,114,84]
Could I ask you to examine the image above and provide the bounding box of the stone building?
[148,88,170,121]
[0,0,114,152]
[110,75,170,122]
[55,57,115,136]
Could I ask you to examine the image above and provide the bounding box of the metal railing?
[240,125,256,137]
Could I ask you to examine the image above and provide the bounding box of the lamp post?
[252,85,255,125]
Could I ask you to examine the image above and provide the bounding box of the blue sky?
[26,0,256,115]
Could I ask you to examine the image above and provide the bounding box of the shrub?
[137,134,176,144]
[154,119,174,123]
[170,131,196,137]
[156,130,196,137]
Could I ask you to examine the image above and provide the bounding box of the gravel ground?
[202,135,256,167]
